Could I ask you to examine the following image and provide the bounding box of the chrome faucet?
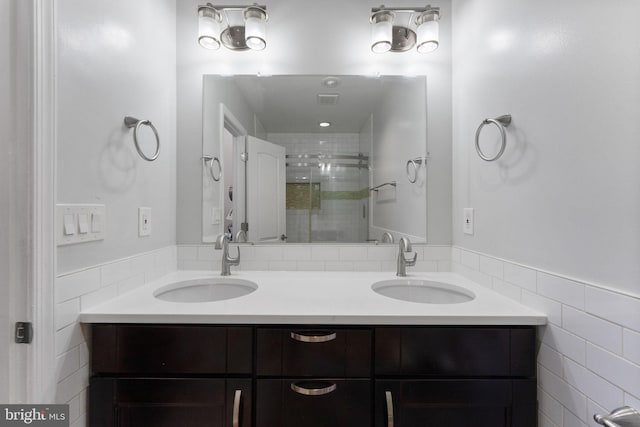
[594,406,640,427]
[396,237,417,277]
[381,232,394,244]
[215,234,240,276]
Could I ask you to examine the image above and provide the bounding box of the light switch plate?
[138,207,151,237]
[57,204,106,246]
[463,208,474,235]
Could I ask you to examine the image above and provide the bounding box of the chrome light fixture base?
[197,3,268,51]
[390,26,416,52]
[370,5,440,53]
[221,25,250,50]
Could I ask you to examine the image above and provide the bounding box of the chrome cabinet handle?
[385,391,394,427]
[232,389,241,427]
[290,331,336,343]
[290,382,337,396]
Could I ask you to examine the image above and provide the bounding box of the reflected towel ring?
[475,114,512,161]
[406,156,428,183]
[201,155,222,182]
[124,116,160,161]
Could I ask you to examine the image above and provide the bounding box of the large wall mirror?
[202,75,428,244]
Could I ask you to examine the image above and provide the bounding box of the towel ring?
[124,116,160,161]
[406,156,428,183]
[201,155,222,182]
[475,114,511,161]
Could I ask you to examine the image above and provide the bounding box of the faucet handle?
[214,234,226,249]
[403,251,418,266]
[594,406,640,427]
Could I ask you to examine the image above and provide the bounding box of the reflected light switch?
[78,214,89,234]
[63,214,76,235]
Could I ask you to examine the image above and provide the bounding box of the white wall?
[452,0,640,296]
[451,0,640,425]
[177,0,452,245]
[201,76,256,241]
[53,1,177,425]
[371,77,428,241]
[56,0,177,274]
[0,0,32,403]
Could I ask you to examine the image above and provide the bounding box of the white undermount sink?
[372,279,475,304]
[154,278,258,303]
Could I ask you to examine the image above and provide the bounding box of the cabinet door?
[256,379,370,427]
[90,378,251,427]
[375,380,536,427]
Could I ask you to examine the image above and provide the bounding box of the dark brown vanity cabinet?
[373,327,537,427]
[89,324,536,427]
[255,328,372,427]
[89,325,253,427]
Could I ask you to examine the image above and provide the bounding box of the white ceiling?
[232,75,420,133]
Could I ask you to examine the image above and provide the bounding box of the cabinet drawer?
[91,325,252,374]
[257,327,371,377]
[256,379,371,427]
[375,379,536,427]
[375,327,535,377]
[90,378,252,427]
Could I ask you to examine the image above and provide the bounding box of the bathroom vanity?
[82,271,545,427]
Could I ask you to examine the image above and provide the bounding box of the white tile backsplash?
[453,246,640,426]
[586,343,640,399]
[54,246,177,423]
[563,358,623,411]
[503,262,537,292]
[562,306,623,355]
[585,286,640,332]
[538,273,586,310]
[623,329,640,365]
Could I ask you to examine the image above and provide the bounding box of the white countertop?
[80,271,546,325]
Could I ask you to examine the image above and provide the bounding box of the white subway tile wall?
[452,246,640,427]
[54,246,177,426]
[177,244,452,273]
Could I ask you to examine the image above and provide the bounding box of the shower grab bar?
[370,181,396,192]
[201,155,221,182]
[475,114,512,161]
[124,116,160,161]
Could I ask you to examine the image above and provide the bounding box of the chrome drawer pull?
[385,391,394,427]
[290,331,336,343]
[232,389,241,427]
[290,382,337,396]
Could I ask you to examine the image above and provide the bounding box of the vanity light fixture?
[370,5,440,53]
[319,121,332,128]
[197,3,268,51]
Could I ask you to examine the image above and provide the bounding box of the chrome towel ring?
[124,116,160,161]
[201,155,222,182]
[475,114,512,161]
[406,156,429,183]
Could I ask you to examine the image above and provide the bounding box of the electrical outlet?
[138,207,151,237]
[463,208,474,235]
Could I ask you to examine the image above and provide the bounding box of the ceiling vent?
[317,93,340,105]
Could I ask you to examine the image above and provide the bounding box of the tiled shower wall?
[451,247,640,427]
[53,246,177,427]
[268,133,370,242]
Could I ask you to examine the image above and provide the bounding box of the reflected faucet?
[396,237,417,277]
[594,406,640,427]
[215,234,240,276]
[234,230,247,242]
[381,232,394,244]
